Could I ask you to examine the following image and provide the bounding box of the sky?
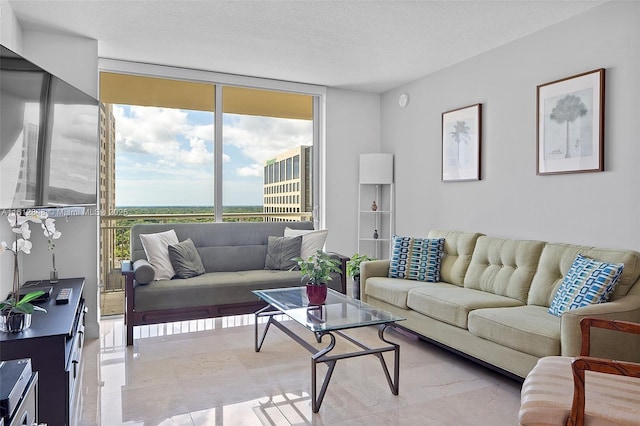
[113,105,312,207]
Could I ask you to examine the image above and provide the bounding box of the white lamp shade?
[359,153,394,184]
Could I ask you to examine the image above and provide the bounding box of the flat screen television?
[0,45,99,210]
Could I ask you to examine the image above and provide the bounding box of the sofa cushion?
[284,227,328,259]
[168,238,206,279]
[427,230,484,286]
[139,229,179,280]
[547,254,624,317]
[264,236,302,270]
[463,236,545,303]
[406,287,524,329]
[468,306,561,358]
[134,269,342,312]
[364,277,457,309]
[388,236,445,282]
[528,243,640,307]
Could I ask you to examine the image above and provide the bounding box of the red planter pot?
[306,283,327,305]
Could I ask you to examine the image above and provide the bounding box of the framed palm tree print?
[442,103,481,182]
[537,69,605,175]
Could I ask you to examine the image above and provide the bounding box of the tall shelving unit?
[358,153,394,259]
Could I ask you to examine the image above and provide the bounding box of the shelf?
[358,182,394,259]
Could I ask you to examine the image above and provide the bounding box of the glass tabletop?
[253,287,405,333]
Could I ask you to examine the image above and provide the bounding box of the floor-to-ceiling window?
[96,65,323,315]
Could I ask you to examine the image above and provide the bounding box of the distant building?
[263,145,312,222]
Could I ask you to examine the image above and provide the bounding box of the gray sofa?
[360,230,640,379]
[122,221,347,345]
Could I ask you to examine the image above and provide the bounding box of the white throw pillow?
[139,229,179,280]
[284,227,328,259]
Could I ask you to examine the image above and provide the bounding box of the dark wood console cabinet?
[0,278,86,426]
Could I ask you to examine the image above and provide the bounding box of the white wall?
[324,88,381,257]
[0,7,101,338]
[380,1,640,251]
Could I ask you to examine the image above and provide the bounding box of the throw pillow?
[265,235,303,270]
[284,227,328,259]
[388,236,445,282]
[168,238,206,279]
[548,254,625,317]
[139,229,179,281]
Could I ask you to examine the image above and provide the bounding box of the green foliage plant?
[293,250,342,285]
[346,253,375,279]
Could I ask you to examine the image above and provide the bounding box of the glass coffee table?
[253,286,405,412]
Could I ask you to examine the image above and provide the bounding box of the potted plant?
[346,253,375,299]
[0,211,49,332]
[293,250,342,305]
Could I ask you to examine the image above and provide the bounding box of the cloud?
[236,163,264,177]
[223,115,312,166]
[113,105,213,165]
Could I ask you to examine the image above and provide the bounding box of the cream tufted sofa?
[360,230,640,379]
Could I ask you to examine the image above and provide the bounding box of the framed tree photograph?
[537,68,605,175]
[442,103,481,182]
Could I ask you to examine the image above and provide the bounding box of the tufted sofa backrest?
[428,230,484,286]
[463,236,546,304]
[528,243,640,307]
[131,221,314,272]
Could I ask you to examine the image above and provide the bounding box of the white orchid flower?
[13,238,32,254]
[0,241,8,253]
[25,210,43,223]
[11,221,31,238]
[43,218,61,237]
[7,212,28,227]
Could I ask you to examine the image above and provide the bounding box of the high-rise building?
[99,103,120,290]
[263,145,312,222]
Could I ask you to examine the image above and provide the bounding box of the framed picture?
[442,103,481,182]
[537,69,605,175]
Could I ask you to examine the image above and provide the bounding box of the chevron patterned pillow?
[548,254,624,317]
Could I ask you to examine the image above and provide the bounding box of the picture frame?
[442,103,481,182]
[536,69,605,175]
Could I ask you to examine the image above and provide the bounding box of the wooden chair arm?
[567,356,640,426]
[579,317,640,356]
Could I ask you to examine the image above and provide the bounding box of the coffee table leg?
[254,305,276,352]
[378,324,400,395]
[311,333,337,413]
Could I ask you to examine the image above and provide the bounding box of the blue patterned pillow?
[388,236,445,282]
[548,254,624,317]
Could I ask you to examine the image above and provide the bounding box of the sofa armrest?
[326,251,349,294]
[560,295,640,361]
[360,259,390,302]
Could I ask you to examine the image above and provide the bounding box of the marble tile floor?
[76,315,523,425]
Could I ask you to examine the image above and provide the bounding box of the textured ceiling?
[7,0,605,93]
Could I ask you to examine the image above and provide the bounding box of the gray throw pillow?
[168,238,206,279]
[265,236,302,271]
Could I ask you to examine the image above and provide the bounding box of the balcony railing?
[98,212,313,306]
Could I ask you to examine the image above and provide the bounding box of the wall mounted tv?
[0,45,99,210]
